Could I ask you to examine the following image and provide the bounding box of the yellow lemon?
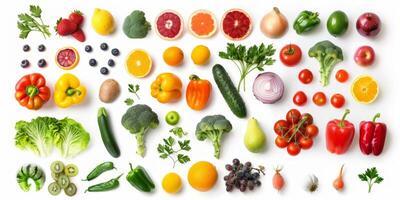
[91,8,115,35]
[351,75,379,104]
[163,46,184,67]
[162,172,182,194]
[125,49,152,78]
[191,45,210,65]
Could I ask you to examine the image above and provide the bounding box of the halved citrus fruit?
[55,47,79,70]
[351,75,379,104]
[155,10,183,40]
[221,9,253,41]
[125,49,152,78]
[189,10,217,38]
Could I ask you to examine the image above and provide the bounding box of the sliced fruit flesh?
[191,12,216,36]
[222,10,251,39]
[157,12,182,38]
[57,49,77,67]
[126,50,152,77]
[352,76,379,103]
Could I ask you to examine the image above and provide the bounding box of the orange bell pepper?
[186,75,212,110]
[15,73,50,110]
[151,73,182,103]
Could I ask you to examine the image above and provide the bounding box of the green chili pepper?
[83,162,116,181]
[293,10,320,34]
[126,163,155,192]
[85,174,123,192]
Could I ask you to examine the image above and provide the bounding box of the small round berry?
[85,45,93,53]
[89,59,97,67]
[38,59,47,68]
[38,44,46,52]
[100,67,109,75]
[107,59,115,67]
[23,45,30,52]
[100,43,108,51]
[21,59,30,68]
[111,48,120,56]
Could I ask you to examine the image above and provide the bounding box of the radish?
[272,167,285,191]
[333,165,345,191]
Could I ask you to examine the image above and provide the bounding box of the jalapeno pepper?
[15,73,50,110]
[126,164,155,192]
[293,10,320,34]
[359,113,387,156]
[85,174,122,192]
[54,73,86,108]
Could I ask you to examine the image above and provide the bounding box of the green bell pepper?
[293,10,320,34]
[126,164,155,192]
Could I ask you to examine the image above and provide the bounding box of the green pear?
[244,117,266,153]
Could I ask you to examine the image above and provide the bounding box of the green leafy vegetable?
[358,167,384,193]
[169,127,187,138]
[157,136,191,168]
[124,98,134,106]
[123,10,151,38]
[219,43,276,92]
[125,84,140,106]
[17,5,51,39]
[54,118,90,158]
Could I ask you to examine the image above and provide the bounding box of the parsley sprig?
[17,5,51,39]
[169,127,187,138]
[157,136,191,168]
[358,167,384,193]
[124,84,140,106]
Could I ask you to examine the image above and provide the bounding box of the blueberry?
[38,59,47,68]
[111,48,120,56]
[85,45,93,53]
[38,44,46,52]
[23,45,30,52]
[89,59,97,67]
[100,43,108,51]
[100,67,109,75]
[107,59,115,67]
[21,59,30,68]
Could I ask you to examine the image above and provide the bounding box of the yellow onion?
[260,7,288,38]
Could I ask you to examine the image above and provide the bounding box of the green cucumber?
[98,107,120,158]
[212,64,247,118]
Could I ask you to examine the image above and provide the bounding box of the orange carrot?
[333,164,345,191]
[273,167,285,191]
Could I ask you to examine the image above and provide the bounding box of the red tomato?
[299,137,314,149]
[287,143,301,156]
[275,136,289,148]
[286,109,301,124]
[305,124,319,138]
[330,93,346,108]
[280,44,302,66]
[274,120,289,136]
[335,69,349,83]
[298,69,313,84]
[301,113,313,127]
[293,91,307,106]
[312,91,327,106]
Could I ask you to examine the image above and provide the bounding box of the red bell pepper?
[359,113,387,156]
[326,109,355,154]
[15,73,50,110]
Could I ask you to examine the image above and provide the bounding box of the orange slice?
[351,75,379,104]
[189,10,217,38]
[55,47,80,70]
[125,49,152,78]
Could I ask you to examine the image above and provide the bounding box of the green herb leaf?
[17,5,50,39]
[124,98,134,106]
[169,127,187,138]
[29,5,42,17]
[157,136,191,168]
[358,167,384,193]
[177,154,190,164]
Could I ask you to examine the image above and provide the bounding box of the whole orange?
[187,161,218,192]
[163,46,184,66]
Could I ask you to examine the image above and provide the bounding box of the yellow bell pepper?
[54,73,86,108]
[151,73,182,103]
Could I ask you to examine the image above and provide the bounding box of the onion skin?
[260,7,288,38]
[253,72,285,104]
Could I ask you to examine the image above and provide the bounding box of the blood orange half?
[221,9,253,41]
[55,47,80,70]
[189,10,217,38]
[155,10,183,40]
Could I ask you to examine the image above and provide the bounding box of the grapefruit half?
[188,10,217,38]
[155,10,184,40]
[221,9,253,41]
[55,47,80,70]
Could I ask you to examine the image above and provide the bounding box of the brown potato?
[99,79,120,103]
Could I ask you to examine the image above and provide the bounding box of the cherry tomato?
[305,124,319,138]
[275,136,289,148]
[299,137,314,149]
[293,91,307,106]
[312,91,327,106]
[298,69,313,84]
[301,113,313,127]
[287,143,301,156]
[280,44,302,67]
[335,69,349,83]
[330,93,346,108]
[274,120,289,136]
[286,109,301,124]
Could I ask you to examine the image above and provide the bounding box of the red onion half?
[253,72,284,104]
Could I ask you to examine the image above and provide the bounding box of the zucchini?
[98,107,120,158]
[212,64,247,118]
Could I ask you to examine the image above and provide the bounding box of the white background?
[1,0,399,199]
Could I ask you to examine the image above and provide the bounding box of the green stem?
[135,134,145,157]
[26,85,39,97]
[66,88,81,96]
[368,181,372,193]
[372,113,381,123]
[339,109,350,128]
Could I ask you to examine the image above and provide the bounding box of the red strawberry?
[56,18,78,36]
[69,10,84,26]
[72,28,85,42]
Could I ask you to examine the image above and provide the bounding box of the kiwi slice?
[51,172,64,181]
[50,161,65,174]
[57,175,70,189]
[64,183,77,196]
[48,182,61,196]
[64,164,79,177]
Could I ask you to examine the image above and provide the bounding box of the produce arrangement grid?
[3,0,399,199]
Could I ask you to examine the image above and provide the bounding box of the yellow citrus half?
[351,75,379,104]
[162,172,182,194]
[125,49,152,78]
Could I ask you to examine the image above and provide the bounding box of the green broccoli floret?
[308,40,343,86]
[123,10,151,38]
[121,104,159,157]
[195,115,232,159]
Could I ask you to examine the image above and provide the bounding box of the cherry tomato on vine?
[287,143,301,156]
[293,91,307,106]
[330,93,346,108]
[305,124,319,138]
[280,44,302,66]
[312,91,327,106]
[275,136,289,148]
[298,69,313,84]
[335,69,349,83]
[301,113,313,127]
[274,120,289,136]
[286,109,301,124]
[299,137,314,149]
